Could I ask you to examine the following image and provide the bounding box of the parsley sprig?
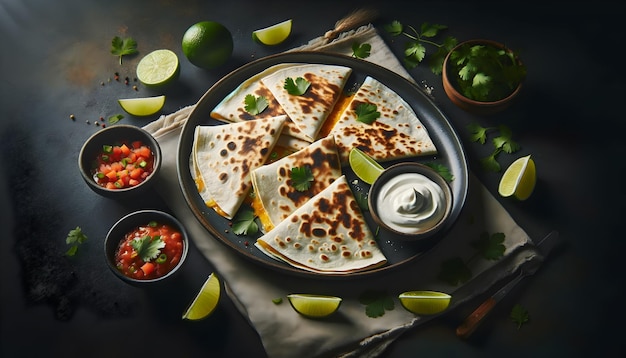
[385,20,457,74]
[467,123,520,172]
[110,36,138,65]
[284,77,311,96]
[355,103,380,124]
[351,41,371,59]
[232,208,259,236]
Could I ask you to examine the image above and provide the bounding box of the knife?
[455,230,561,339]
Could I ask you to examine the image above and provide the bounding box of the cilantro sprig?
[232,208,259,236]
[355,103,380,124]
[359,290,395,318]
[65,226,88,257]
[284,77,311,96]
[385,20,457,74]
[244,94,269,115]
[351,41,371,59]
[510,303,530,329]
[467,123,520,172]
[290,166,314,192]
[437,231,506,286]
[131,235,165,262]
[111,36,138,65]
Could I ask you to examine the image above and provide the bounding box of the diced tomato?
[140,262,155,276]
[92,140,154,190]
[120,144,131,156]
[129,168,143,180]
[131,141,142,149]
[137,146,152,159]
[110,162,123,172]
[106,182,117,190]
[105,170,118,181]
[129,179,140,186]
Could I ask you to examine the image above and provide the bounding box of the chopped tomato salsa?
[92,140,155,189]
[114,221,184,280]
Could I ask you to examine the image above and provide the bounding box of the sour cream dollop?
[375,172,447,235]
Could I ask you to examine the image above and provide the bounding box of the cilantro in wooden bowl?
[442,39,526,115]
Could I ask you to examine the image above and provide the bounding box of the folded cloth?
[144,24,543,358]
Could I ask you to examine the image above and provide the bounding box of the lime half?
[136,49,180,88]
[287,294,342,318]
[498,154,536,200]
[182,273,221,321]
[252,19,292,46]
[399,291,451,315]
[118,95,165,116]
[349,148,384,184]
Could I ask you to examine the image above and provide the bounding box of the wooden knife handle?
[455,297,497,339]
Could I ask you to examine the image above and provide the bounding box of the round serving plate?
[177,51,468,278]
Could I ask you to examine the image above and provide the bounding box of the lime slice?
[252,19,292,46]
[399,291,451,315]
[136,49,180,88]
[287,294,342,318]
[182,273,221,320]
[118,95,165,116]
[498,154,536,200]
[348,148,384,184]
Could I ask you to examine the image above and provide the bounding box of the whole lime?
[182,21,233,69]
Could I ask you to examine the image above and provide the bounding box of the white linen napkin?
[144,24,543,358]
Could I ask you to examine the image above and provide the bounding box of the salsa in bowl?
[79,125,161,199]
[104,210,189,286]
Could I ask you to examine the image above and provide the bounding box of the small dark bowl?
[368,162,453,245]
[78,124,162,199]
[104,210,189,286]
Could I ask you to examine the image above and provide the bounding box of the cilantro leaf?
[359,290,395,318]
[467,122,492,144]
[351,41,371,59]
[108,114,124,124]
[425,162,454,182]
[355,103,380,124]
[290,166,314,192]
[111,36,138,65]
[65,226,88,257]
[471,232,506,260]
[384,20,403,36]
[131,235,165,262]
[284,77,310,96]
[354,191,369,211]
[232,208,259,236]
[492,125,520,154]
[420,22,447,38]
[480,150,502,172]
[438,257,472,286]
[510,303,530,329]
[244,94,269,115]
[404,41,426,63]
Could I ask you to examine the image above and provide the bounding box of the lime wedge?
[399,291,451,315]
[182,273,221,320]
[498,154,536,200]
[136,49,180,88]
[287,294,342,318]
[252,19,292,46]
[348,148,384,184]
[118,95,165,116]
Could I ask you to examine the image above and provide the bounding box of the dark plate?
[177,52,468,278]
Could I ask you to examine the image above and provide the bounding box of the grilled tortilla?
[192,116,286,219]
[255,175,387,274]
[210,63,311,148]
[330,76,437,165]
[261,64,352,142]
[251,135,342,233]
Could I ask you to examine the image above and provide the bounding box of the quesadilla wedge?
[330,76,437,165]
[251,135,342,233]
[192,116,286,219]
[255,175,387,274]
[261,63,352,142]
[211,63,312,146]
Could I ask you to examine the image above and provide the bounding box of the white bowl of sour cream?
[368,162,452,242]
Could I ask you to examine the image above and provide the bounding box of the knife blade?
[455,230,560,339]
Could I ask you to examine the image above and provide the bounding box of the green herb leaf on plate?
[284,77,310,96]
[244,94,269,115]
[232,208,259,236]
[290,166,314,192]
[131,235,165,262]
[425,162,454,182]
[355,103,380,124]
